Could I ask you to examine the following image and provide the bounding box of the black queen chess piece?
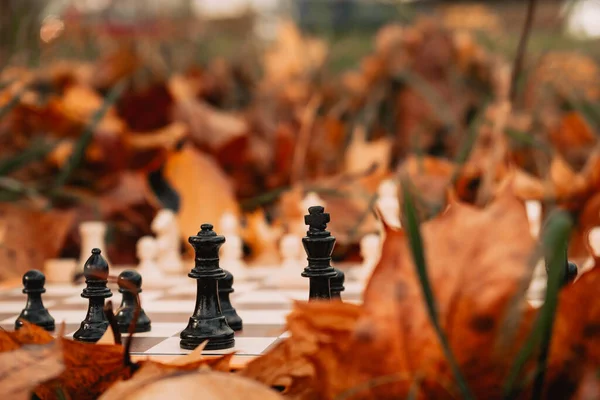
[180,224,235,350]
[219,269,243,331]
[301,206,338,300]
[116,270,151,333]
[15,270,55,331]
[73,248,112,343]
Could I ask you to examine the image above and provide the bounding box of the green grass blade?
[401,179,475,400]
[531,210,573,398]
[503,210,573,399]
[450,103,487,185]
[0,138,56,177]
[52,80,126,190]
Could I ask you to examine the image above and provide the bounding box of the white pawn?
[219,212,247,279]
[302,191,325,211]
[355,233,381,282]
[267,233,306,288]
[525,200,546,307]
[582,227,600,274]
[136,236,163,283]
[377,180,401,228]
[525,200,542,239]
[79,221,110,271]
[151,209,183,275]
[280,233,304,269]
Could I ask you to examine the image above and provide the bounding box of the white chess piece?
[219,211,247,279]
[136,236,163,283]
[525,200,542,238]
[354,233,381,282]
[377,180,401,228]
[79,221,110,270]
[582,227,600,274]
[151,209,183,275]
[267,233,307,288]
[302,191,325,211]
[525,200,546,306]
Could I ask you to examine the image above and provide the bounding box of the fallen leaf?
[0,205,75,281]
[546,266,600,398]
[162,145,239,242]
[0,340,64,400]
[100,367,282,400]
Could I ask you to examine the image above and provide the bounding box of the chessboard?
[0,263,364,368]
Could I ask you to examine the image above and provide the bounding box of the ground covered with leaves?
[1,4,600,399]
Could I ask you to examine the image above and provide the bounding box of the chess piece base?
[15,309,55,331]
[116,308,152,333]
[73,320,109,343]
[222,308,243,331]
[180,316,235,350]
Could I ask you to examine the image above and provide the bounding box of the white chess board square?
[237,310,288,325]
[144,336,277,355]
[0,301,56,313]
[122,322,182,338]
[342,282,364,296]
[143,300,195,312]
[63,290,163,305]
[233,290,292,305]
[8,284,83,297]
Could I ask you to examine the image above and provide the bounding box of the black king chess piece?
[301,206,338,300]
[73,248,112,343]
[180,224,235,350]
[219,269,243,331]
[15,270,55,331]
[116,270,151,333]
[330,269,345,300]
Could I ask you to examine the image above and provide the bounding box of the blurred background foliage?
[2,0,600,73]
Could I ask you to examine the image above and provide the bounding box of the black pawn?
[116,270,151,333]
[301,206,337,301]
[564,261,578,286]
[180,224,234,350]
[330,268,345,300]
[15,270,55,331]
[73,248,112,343]
[219,270,243,331]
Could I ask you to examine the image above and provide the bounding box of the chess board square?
[62,290,163,305]
[143,300,195,313]
[7,284,83,297]
[342,282,364,296]
[144,336,277,356]
[233,290,291,305]
[237,310,288,325]
[0,300,56,313]
[121,322,182,338]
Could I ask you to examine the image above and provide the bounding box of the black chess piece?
[180,224,235,350]
[219,269,243,331]
[116,270,151,333]
[73,248,112,343]
[15,270,55,331]
[330,268,345,300]
[301,206,337,300]
[564,261,578,286]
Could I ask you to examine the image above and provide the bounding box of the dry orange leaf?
[163,145,239,241]
[100,367,282,400]
[0,205,75,281]
[0,340,64,400]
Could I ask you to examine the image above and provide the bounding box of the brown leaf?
[100,366,283,400]
[36,339,130,400]
[546,266,600,398]
[162,145,239,242]
[0,205,75,281]
[0,340,64,400]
